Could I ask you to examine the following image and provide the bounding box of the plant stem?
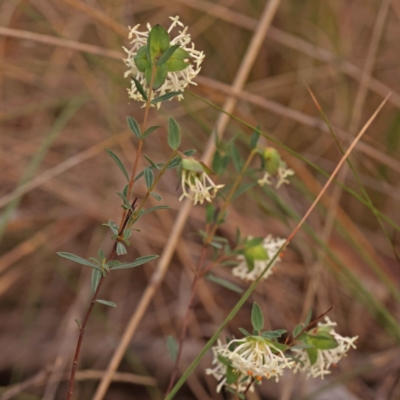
[165,150,256,395]
[119,65,156,229]
[66,64,158,400]
[165,246,208,395]
[66,201,135,400]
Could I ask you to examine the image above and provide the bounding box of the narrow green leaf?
[127,116,141,139]
[231,144,243,172]
[110,254,159,270]
[304,308,313,327]
[205,204,215,224]
[156,44,180,66]
[205,273,243,293]
[232,182,256,200]
[117,192,134,212]
[57,252,98,268]
[95,299,116,308]
[144,154,162,169]
[141,205,170,215]
[142,125,161,139]
[238,328,252,337]
[150,191,162,201]
[147,24,170,62]
[75,319,81,328]
[250,127,260,149]
[167,335,179,362]
[145,64,168,90]
[91,268,102,294]
[307,347,318,365]
[105,148,129,181]
[168,118,180,150]
[116,242,127,256]
[151,91,182,104]
[291,343,314,350]
[251,302,264,332]
[293,323,304,337]
[131,76,148,101]
[144,167,154,189]
[134,45,150,72]
[165,47,191,72]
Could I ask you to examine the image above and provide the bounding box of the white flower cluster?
[293,317,358,379]
[207,337,294,393]
[123,16,204,107]
[258,165,295,189]
[233,235,286,281]
[179,168,224,205]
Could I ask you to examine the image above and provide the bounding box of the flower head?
[257,147,294,189]
[207,336,294,392]
[293,317,358,379]
[123,16,204,108]
[179,158,224,205]
[206,340,254,393]
[233,235,286,281]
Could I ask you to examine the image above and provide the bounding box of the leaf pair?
[134,25,191,90]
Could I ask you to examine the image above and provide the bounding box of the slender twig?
[165,246,209,395]
[66,199,136,400]
[119,65,156,229]
[165,150,256,394]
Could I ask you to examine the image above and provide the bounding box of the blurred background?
[1,0,400,399]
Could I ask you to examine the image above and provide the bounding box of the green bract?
[262,147,280,175]
[133,24,192,90]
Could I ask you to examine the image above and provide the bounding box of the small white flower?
[206,340,253,393]
[215,337,294,384]
[293,317,358,379]
[258,165,294,189]
[179,159,224,205]
[233,235,286,282]
[123,15,204,108]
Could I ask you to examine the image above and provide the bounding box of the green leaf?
[167,118,181,150]
[291,343,314,350]
[232,182,256,200]
[95,299,116,308]
[144,167,154,189]
[91,268,102,294]
[293,323,304,337]
[105,148,129,181]
[166,335,179,362]
[131,76,147,101]
[142,125,161,139]
[306,347,318,365]
[117,192,134,212]
[151,91,182,104]
[205,204,215,224]
[165,47,191,71]
[304,309,313,327]
[147,24,170,62]
[231,144,243,172]
[261,329,287,339]
[308,332,338,350]
[141,205,170,215]
[110,254,159,270]
[251,302,264,332]
[156,44,180,66]
[145,64,168,90]
[57,252,99,269]
[225,364,239,385]
[250,127,260,149]
[150,191,162,201]
[205,273,243,293]
[134,45,150,72]
[143,154,162,170]
[238,328,252,337]
[116,242,127,256]
[127,116,141,139]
